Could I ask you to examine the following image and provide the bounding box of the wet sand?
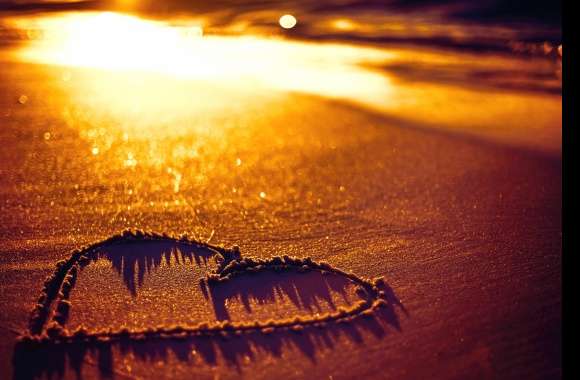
[0,57,561,379]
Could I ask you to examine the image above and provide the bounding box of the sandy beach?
[0,6,561,379]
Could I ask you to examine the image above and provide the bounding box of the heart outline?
[18,230,390,346]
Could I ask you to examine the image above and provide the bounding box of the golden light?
[4,11,562,154]
[279,14,297,29]
[332,19,356,31]
[9,12,395,110]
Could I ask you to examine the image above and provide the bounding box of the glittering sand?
[0,30,561,379]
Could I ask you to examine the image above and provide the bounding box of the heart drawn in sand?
[19,230,390,346]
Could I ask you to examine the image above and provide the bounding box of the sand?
[0,45,561,380]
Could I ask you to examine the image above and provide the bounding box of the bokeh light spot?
[279,14,297,29]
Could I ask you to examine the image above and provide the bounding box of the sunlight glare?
[11,12,395,107]
[5,11,561,155]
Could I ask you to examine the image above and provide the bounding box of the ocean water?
[0,0,562,155]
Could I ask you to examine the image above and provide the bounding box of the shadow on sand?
[206,268,358,321]
[90,241,220,296]
[13,241,407,379]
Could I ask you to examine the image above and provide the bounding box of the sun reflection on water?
[4,11,562,155]
[10,12,394,106]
